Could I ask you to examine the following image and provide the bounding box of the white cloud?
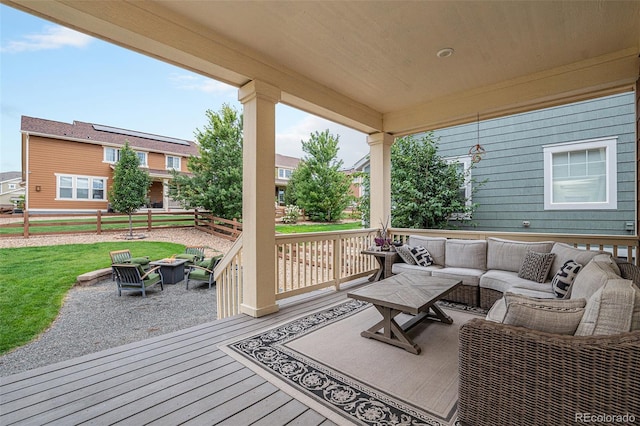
[1,26,93,53]
[276,114,368,168]
[169,73,236,95]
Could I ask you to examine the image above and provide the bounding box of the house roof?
[7,1,639,137]
[0,172,22,182]
[275,154,300,169]
[21,116,199,157]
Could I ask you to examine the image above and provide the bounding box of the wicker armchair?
[458,260,640,426]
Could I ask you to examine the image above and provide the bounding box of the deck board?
[1,278,369,425]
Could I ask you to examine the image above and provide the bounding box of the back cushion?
[550,243,607,281]
[487,237,554,272]
[569,254,621,300]
[408,235,446,266]
[445,239,487,270]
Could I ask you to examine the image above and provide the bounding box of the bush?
[282,205,302,224]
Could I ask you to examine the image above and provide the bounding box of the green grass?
[275,221,363,234]
[0,241,185,354]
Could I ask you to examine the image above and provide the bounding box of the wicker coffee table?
[347,272,462,354]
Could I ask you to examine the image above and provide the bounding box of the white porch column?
[238,80,281,317]
[368,132,394,228]
[162,178,169,211]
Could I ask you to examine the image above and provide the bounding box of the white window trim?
[166,155,181,170]
[137,151,148,167]
[278,168,292,179]
[543,137,617,210]
[55,173,108,201]
[104,147,148,167]
[446,155,472,219]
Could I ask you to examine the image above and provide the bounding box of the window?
[104,147,147,166]
[56,174,107,201]
[278,168,292,179]
[104,147,119,163]
[8,183,17,190]
[166,156,181,170]
[446,155,472,218]
[543,137,617,210]
[136,152,148,167]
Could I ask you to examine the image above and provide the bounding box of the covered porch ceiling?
[4,1,640,137]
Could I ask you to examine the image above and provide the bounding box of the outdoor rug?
[220,299,485,425]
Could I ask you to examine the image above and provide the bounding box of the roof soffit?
[4,0,640,136]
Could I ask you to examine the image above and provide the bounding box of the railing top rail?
[275,227,376,242]
[214,234,243,278]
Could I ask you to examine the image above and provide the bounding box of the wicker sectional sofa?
[457,257,640,426]
[391,235,605,308]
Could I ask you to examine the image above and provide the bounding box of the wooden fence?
[194,210,242,241]
[0,210,242,240]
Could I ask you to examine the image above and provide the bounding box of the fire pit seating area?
[392,235,607,308]
[393,235,640,425]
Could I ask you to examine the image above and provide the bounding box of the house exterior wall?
[27,136,112,211]
[431,91,636,235]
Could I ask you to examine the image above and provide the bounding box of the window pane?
[60,188,73,198]
[93,179,105,199]
[60,176,72,187]
[569,163,586,176]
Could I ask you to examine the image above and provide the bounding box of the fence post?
[23,209,29,238]
[96,210,102,235]
[147,210,152,231]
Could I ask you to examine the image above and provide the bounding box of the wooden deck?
[1,278,370,425]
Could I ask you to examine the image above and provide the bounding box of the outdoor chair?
[112,263,164,297]
[175,246,206,265]
[109,249,151,279]
[185,255,222,289]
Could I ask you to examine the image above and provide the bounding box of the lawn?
[0,221,365,355]
[275,221,363,234]
[0,241,184,354]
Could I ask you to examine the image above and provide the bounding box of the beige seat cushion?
[408,235,446,266]
[569,254,621,300]
[575,278,635,336]
[486,237,554,273]
[445,239,487,270]
[501,292,586,335]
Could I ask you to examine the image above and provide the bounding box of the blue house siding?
[430,92,636,235]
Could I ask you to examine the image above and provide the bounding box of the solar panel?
[92,124,191,146]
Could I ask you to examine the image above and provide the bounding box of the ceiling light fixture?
[436,47,454,58]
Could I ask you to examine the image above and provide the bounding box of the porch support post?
[238,80,281,317]
[368,132,394,229]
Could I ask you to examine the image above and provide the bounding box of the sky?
[0,5,369,174]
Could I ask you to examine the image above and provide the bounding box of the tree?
[108,141,152,238]
[290,130,353,222]
[167,104,243,219]
[360,132,479,229]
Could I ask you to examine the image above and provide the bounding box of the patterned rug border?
[220,299,468,426]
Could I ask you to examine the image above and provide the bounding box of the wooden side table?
[362,249,399,281]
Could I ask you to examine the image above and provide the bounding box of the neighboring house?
[21,116,199,213]
[0,171,25,212]
[275,154,300,205]
[354,92,636,236]
[344,155,370,200]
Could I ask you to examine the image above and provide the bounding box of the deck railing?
[274,228,377,300]
[214,234,244,319]
[214,228,378,319]
[213,227,640,319]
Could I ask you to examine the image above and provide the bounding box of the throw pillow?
[396,244,417,265]
[518,251,556,283]
[409,245,433,267]
[502,292,586,335]
[574,278,635,336]
[551,260,583,298]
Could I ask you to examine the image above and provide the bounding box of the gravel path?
[0,228,234,377]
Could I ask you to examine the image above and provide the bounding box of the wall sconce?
[35,185,42,192]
